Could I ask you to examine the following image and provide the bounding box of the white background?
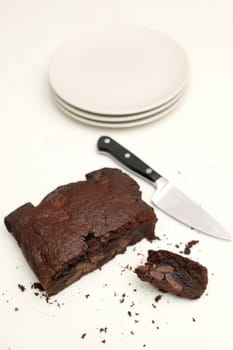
[0,1,233,349]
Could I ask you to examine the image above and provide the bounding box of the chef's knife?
[97,136,231,240]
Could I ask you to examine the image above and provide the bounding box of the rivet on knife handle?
[97,136,161,183]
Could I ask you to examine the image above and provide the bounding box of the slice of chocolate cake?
[5,168,157,295]
[135,250,208,299]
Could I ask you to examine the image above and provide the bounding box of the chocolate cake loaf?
[135,250,208,299]
[5,168,157,295]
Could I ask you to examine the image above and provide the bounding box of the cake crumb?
[155,295,162,303]
[81,333,86,339]
[99,327,107,333]
[119,293,126,303]
[102,340,106,344]
[128,311,132,317]
[124,264,132,271]
[85,294,90,299]
[31,282,44,291]
[18,284,26,292]
[184,240,199,255]
[45,294,51,303]
[137,252,144,257]
[31,282,51,303]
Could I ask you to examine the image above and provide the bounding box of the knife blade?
[97,135,232,240]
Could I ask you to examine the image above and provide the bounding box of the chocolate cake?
[5,168,157,295]
[135,250,208,299]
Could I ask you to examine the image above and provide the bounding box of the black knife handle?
[97,136,161,183]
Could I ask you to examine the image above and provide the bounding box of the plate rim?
[52,86,186,122]
[51,79,187,120]
[54,94,183,128]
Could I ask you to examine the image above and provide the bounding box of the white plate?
[52,85,186,122]
[49,24,189,115]
[54,95,182,128]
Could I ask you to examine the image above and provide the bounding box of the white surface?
[49,24,189,115]
[1,1,233,350]
[52,85,186,122]
[54,92,183,128]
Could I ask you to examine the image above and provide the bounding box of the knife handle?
[97,136,161,183]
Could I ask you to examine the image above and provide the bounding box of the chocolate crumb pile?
[31,282,51,303]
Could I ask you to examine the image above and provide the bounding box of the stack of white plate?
[49,24,189,128]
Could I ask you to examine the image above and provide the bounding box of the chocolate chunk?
[156,265,174,273]
[165,273,183,293]
[149,270,164,281]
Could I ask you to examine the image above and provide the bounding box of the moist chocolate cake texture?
[135,250,208,299]
[5,168,157,295]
